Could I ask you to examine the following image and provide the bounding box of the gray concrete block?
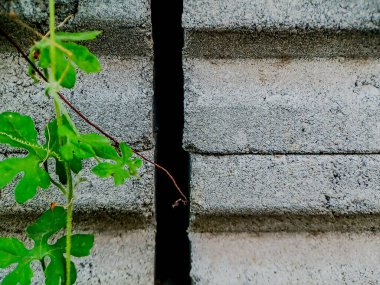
[0,0,152,57]
[183,1,379,58]
[190,231,380,285]
[0,53,153,150]
[190,154,380,230]
[183,0,380,31]
[73,0,151,28]
[69,0,152,57]
[0,149,155,221]
[0,225,155,284]
[184,58,380,154]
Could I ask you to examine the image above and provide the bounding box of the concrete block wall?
[183,0,380,284]
[1,0,380,284]
[0,1,154,284]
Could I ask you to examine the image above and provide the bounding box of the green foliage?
[93,142,142,185]
[0,207,93,285]
[0,112,57,203]
[1,2,142,283]
[45,115,142,185]
[28,31,101,89]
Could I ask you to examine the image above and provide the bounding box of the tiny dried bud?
[50,202,57,211]
[33,50,40,60]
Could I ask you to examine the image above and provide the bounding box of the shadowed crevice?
[152,0,191,284]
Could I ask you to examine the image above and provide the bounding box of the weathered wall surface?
[0,0,154,283]
[183,0,380,284]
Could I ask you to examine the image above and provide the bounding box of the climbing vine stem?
[0,2,187,283]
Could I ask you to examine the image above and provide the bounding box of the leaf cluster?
[0,207,93,285]
[0,26,143,284]
[28,31,101,90]
[0,112,142,203]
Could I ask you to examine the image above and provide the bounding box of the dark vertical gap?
[152,1,190,285]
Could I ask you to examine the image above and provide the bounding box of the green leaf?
[55,50,76,89]
[62,42,101,73]
[0,156,50,203]
[56,31,102,41]
[26,206,66,242]
[27,49,39,83]
[45,115,141,184]
[38,45,51,69]
[92,142,142,185]
[28,31,102,91]
[58,124,95,161]
[0,112,40,149]
[0,207,94,285]
[1,261,33,285]
[0,112,56,203]
[0,238,28,268]
[52,115,113,162]
[92,162,130,185]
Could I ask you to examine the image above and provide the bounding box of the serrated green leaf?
[92,162,130,185]
[55,50,76,89]
[45,118,86,176]
[80,133,118,160]
[53,115,114,162]
[45,116,141,185]
[0,112,39,149]
[0,112,56,203]
[26,206,66,242]
[56,31,102,41]
[44,257,76,285]
[0,238,28,268]
[62,42,101,73]
[27,49,39,84]
[0,207,93,285]
[58,124,95,161]
[92,142,142,185]
[1,261,33,285]
[38,45,51,69]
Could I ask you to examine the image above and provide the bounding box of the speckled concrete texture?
[0,1,155,283]
[184,58,380,154]
[190,231,380,285]
[183,0,380,30]
[190,154,380,229]
[0,53,153,150]
[184,1,380,284]
[182,0,379,58]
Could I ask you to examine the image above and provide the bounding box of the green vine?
[0,0,144,283]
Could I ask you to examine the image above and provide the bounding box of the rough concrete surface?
[0,53,154,150]
[183,0,380,31]
[190,231,380,285]
[73,0,151,28]
[184,58,380,154]
[0,0,152,57]
[0,227,155,284]
[190,154,380,218]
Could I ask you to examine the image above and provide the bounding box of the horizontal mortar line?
[183,27,380,32]
[189,214,380,233]
[188,151,380,156]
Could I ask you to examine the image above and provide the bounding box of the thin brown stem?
[6,13,73,56]
[0,27,189,205]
